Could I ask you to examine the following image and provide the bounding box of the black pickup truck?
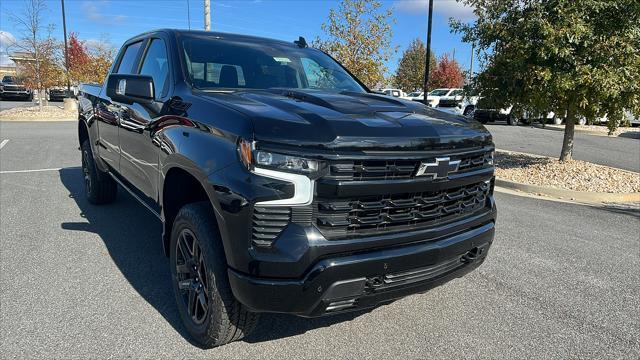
[77,29,496,348]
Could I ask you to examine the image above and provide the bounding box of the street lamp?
[61,0,70,94]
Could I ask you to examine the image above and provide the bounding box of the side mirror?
[106,74,154,104]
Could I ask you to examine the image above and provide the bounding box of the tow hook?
[461,246,484,264]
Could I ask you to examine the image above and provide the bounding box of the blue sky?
[0,0,476,76]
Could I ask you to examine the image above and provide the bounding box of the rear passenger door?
[118,37,171,206]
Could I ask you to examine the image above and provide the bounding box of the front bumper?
[228,220,494,316]
[0,91,31,98]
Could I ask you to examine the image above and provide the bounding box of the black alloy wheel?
[175,228,209,325]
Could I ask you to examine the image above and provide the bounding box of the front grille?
[326,149,492,181]
[252,206,291,246]
[437,99,461,107]
[315,181,490,239]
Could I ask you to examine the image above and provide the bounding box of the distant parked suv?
[0,76,33,101]
[77,29,497,348]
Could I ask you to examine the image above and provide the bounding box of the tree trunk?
[38,89,43,111]
[560,108,575,161]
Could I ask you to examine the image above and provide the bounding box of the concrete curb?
[494,149,640,204]
[495,178,640,204]
[0,118,75,122]
[495,148,639,176]
[531,123,640,139]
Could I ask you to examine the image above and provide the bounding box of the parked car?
[0,75,33,101]
[435,89,464,109]
[425,88,459,108]
[48,87,73,102]
[77,29,497,348]
[436,95,479,117]
[380,88,409,99]
[406,91,423,101]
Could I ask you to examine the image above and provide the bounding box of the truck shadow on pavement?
[58,167,365,346]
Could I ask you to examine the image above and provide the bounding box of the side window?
[116,41,143,74]
[139,39,170,99]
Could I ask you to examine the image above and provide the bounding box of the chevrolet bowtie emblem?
[416,157,461,179]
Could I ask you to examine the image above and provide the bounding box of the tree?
[394,38,436,92]
[86,38,116,84]
[67,32,91,84]
[451,0,640,161]
[430,54,464,89]
[314,0,396,89]
[8,0,62,109]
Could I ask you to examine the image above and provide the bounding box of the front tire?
[81,139,117,204]
[463,106,475,117]
[170,202,258,348]
[507,116,519,126]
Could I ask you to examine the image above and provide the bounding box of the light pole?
[422,0,434,105]
[204,0,211,31]
[61,0,70,94]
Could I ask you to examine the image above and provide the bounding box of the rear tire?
[170,202,258,348]
[81,139,117,204]
[507,116,519,126]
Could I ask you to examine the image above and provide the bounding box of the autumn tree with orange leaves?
[430,55,464,89]
[66,33,114,84]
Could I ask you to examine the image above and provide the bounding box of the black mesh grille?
[252,206,291,246]
[326,150,492,181]
[315,181,490,239]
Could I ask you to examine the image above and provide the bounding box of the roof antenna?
[294,36,307,48]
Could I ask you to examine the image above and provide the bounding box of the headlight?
[239,140,321,175]
[239,140,319,207]
[255,151,319,174]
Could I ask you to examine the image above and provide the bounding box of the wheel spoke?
[188,288,197,317]
[197,290,207,310]
[177,236,192,262]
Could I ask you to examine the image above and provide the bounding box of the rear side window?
[116,41,143,74]
[139,39,170,99]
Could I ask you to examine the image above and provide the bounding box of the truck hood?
[197,89,491,151]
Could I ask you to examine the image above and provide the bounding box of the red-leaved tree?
[67,32,91,84]
[430,55,464,89]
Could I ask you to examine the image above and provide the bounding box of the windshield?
[2,76,15,83]
[429,89,450,96]
[180,35,365,93]
[407,91,422,97]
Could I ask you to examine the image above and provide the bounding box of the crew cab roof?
[124,28,298,48]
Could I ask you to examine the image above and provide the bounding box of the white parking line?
[0,139,8,149]
[0,167,64,174]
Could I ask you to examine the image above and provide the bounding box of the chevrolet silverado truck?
[0,75,33,101]
[77,29,497,348]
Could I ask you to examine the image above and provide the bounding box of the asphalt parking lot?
[486,124,640,172]
[1,121,639,359]
[0,100,36,111]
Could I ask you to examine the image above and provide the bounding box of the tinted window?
[116,41,143,74]
[181,35,364,92]
[451,89,464,96]
[139,39,170,98]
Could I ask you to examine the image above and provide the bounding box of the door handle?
[120,118,145,133]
